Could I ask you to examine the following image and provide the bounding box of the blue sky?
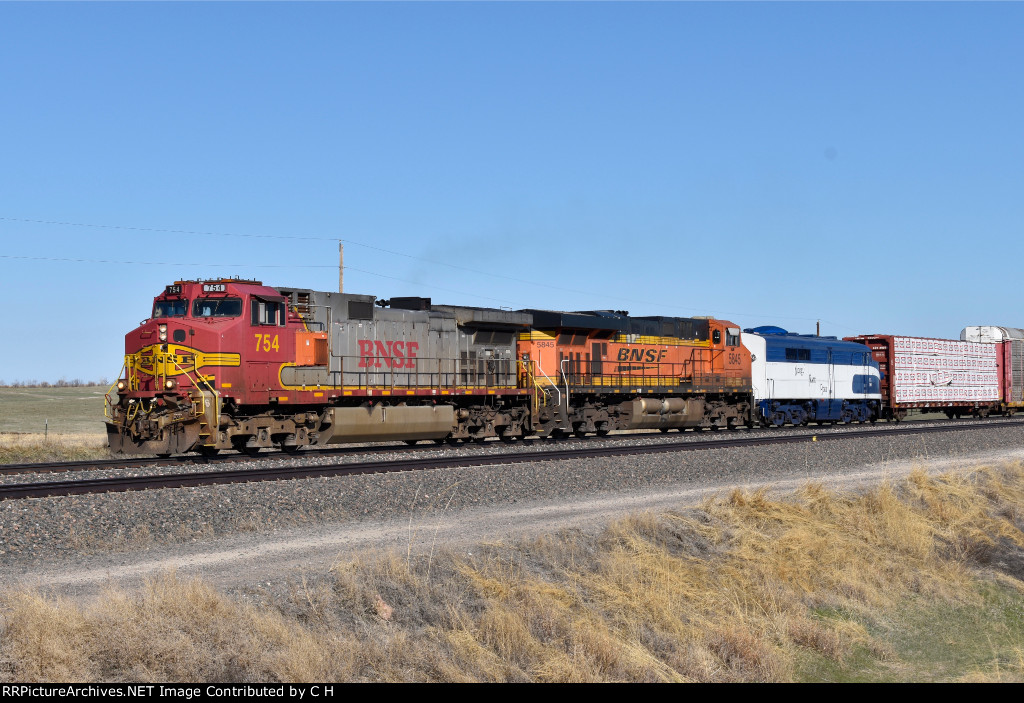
[1,2,1022,383]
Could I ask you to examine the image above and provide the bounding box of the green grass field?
[0,386,109,436]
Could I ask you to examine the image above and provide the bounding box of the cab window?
[192,298,242,318]
[252,299,286,326]
[154,299,188,318]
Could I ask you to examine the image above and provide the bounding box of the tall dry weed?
[2,464,1023,682]
[0,433,109,464]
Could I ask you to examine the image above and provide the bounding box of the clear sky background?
[1,2,1022,383]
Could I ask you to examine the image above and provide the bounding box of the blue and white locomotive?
[741,327,882,426]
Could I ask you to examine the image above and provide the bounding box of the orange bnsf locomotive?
[105,278,753,455]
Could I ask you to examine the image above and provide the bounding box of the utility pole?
[338,241,344,293]
[817,320,820,337]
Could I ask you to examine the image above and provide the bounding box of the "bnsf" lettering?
[616,348,668,363]
[357,339,420,368]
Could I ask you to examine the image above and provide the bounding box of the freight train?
[103,278,1019,455]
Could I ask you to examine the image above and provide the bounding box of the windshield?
[153,299,188,318]
[192,298,242,318]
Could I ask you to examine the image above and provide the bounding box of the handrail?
[559,359,571,413]
[169,358,220,439]
[532,359,562,410]
[103,359,129,421]
[517,359,550,415]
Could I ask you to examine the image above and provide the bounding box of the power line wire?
[0,215,601,297]
[0,255,518,305]
[0,215,845,326]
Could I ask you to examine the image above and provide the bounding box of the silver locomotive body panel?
[276,289,525,391]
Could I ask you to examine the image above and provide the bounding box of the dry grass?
[2,463,1024,682]
[0,432,110,464]
[0,385,111,462]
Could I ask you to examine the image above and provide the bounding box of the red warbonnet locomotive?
[105,278,753,454]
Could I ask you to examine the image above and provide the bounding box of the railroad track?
[3,418,1023,501]
[3,415,1019,477]
[0,441,424,476]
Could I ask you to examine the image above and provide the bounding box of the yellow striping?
[314,392,323,397]
[199,352,242,365]
[127,343,240,379]
[613,335,711,347]
[518,330,557,341]
[518,329,712,346]
[222,382,232,388]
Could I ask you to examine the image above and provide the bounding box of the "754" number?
[254,334,280,353]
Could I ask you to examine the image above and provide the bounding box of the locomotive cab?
[106,278,311,454]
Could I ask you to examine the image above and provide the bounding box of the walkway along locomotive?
[104,279,754,454]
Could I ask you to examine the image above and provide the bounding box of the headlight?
[158,324,168,342]
[116,380,127,391]
[164,379,177,390]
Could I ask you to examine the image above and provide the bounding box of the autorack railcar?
[844,333,1001,421]
[961,326,1024,416]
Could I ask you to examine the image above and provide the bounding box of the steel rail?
[5,416,1024,477]
[2,419,1022,502]
[0,440,429,476]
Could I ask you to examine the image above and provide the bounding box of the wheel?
[199,446,220,457]
[404,439,419,446]
[243,446,261,457]
[282,444,301,455]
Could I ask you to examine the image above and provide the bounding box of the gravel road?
[2,424,1023,602]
